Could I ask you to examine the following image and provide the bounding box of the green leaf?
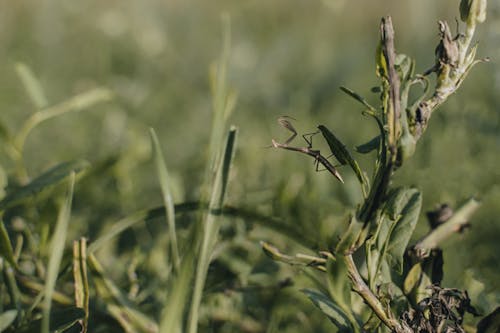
[337,227,360,256]
[0,310,17,332]
[42,173,75,333]
[14,88,113,153]
[394,54,414,83]
[381,188,422,274]
[150,128,180,271]
[403,263,422,295]
[355,136,380,154]
[0,160,89,211]
[362,311,382,332]
[339,86,377,112]
[187,126,238,333]
[460,0,473,21]
[302,289,354,332]
[326,258,359,330]
[0,220,16,267]
[326,258,351,309]
[158,255,196,333]
[477,307,500,333]
[335,214,365,255]
[318,125,366,188]
[16,307,85,333]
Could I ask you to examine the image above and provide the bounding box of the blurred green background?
[0,0,499,331]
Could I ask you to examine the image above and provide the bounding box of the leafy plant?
[266,0,498,332]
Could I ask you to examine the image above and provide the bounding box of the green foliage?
[379,187,421,274]
[0,1,498,333]
[302,288,355,332]
[0,160,88,211]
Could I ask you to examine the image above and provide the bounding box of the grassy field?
[0,1,499,332]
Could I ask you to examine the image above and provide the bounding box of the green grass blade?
[187,127,238,333]
[41,172,75,333]
[206,13,235,172]
[0,160,89,211]
[158,254,195,333]
[14,88,113,153]
[355,136,381,154]
[149,128,180,271]
[15,62,48,109]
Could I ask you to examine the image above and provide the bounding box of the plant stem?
[344,254,402,331]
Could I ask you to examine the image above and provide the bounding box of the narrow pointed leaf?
[302,289,354,332]
[326,258,351,310]
[0,160,89,211]
[383,188,422,274]
[403,263,422,295]
[318,125,366,187]
[335,214,365,255]
[42,172,75,333]
[340,86,377,112]
[188,127,238,333]
[355,136,381,154]
[150,128,180,271]
[14,88,113,152]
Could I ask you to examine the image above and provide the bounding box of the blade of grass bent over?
[149,128,180,271]
[14,88,113,154]
[41,172,75,333]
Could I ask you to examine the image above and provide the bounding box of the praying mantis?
[270,116,344,183]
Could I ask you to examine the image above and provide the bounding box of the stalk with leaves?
[267,1,496,332]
